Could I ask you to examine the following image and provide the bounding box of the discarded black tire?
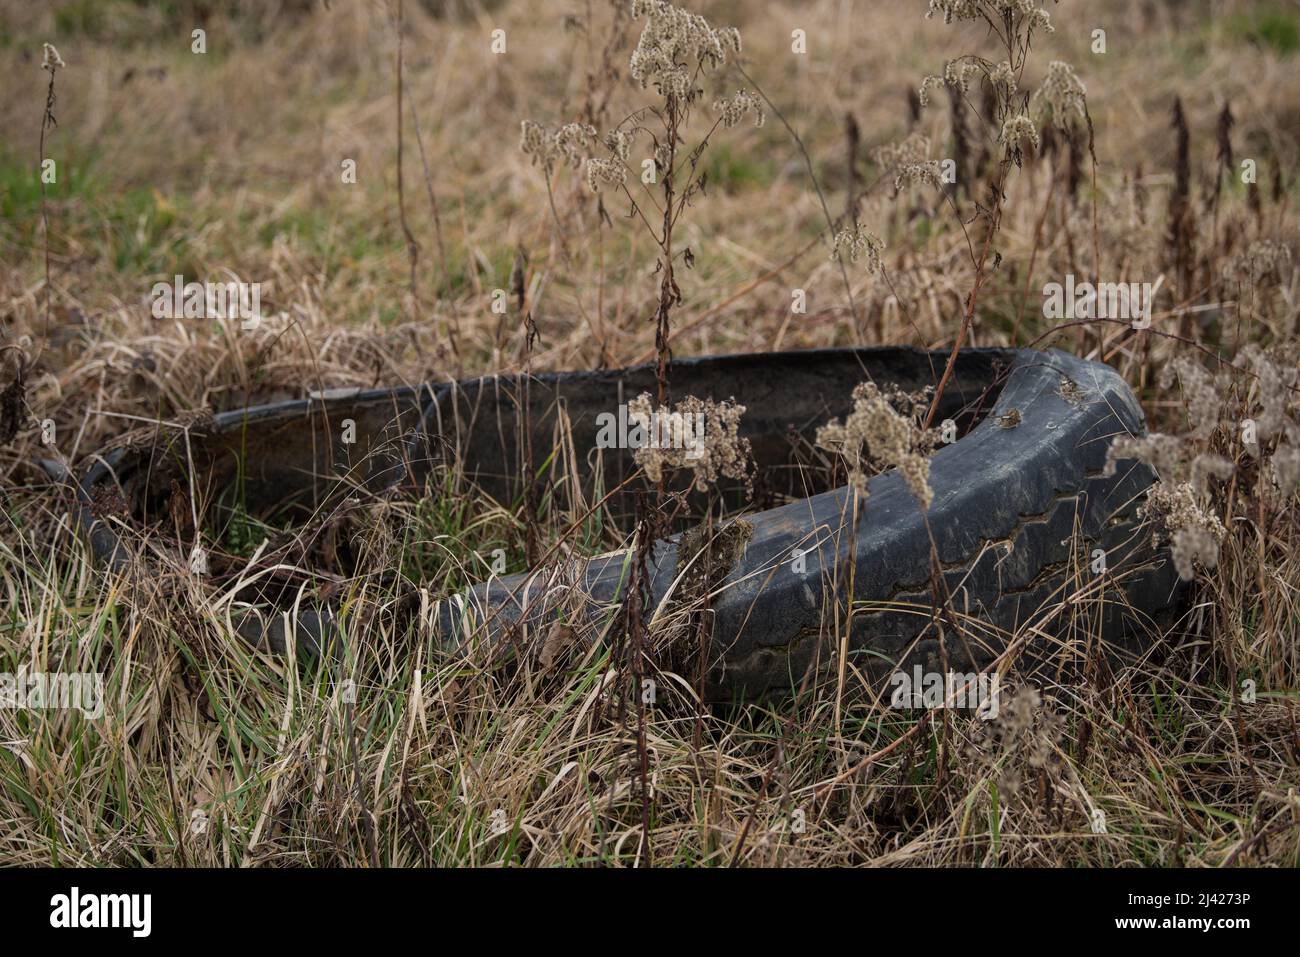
[71,346,1185,695]
[434,347,1187,701]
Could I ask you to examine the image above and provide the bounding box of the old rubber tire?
[72,345,1184,688]
[437,347,1186,701]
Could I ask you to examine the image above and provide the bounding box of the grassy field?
[0,0,1297,866]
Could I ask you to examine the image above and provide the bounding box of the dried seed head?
[816,382,935,509]
[1223,239,1294,286]
[1000,113,1041,152]
[1271,444,1300,496]
[627,393,752,493]
[1240,344,1299,444]
[555,123,596,168]
[989,59,1016,96]
[874,132,930,168]
[1031,60,1087,132]
[918,74,943,108]
[629,0,739,95]
[926,0,980,22]
[943,58,981,96]
[1141,481,1225,581]
[42,42,65,72]
[1170,526,1222,581]
[927,0,1053,30]
[712,89,765,128]
[584,157,627,193]
[1158,357,1225,441]
[830,225,886,274]
[874,133,935,190]
[895,160,944,191]
[520,120,596,174]
[1105,432,1185,479]
[1189,453,1235,492]
[520,119,548,159]
[603,128,636,162]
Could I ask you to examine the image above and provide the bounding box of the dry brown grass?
[0,0,1297,866]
